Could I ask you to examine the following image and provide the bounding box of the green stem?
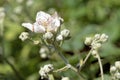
[79,49,92,71]
[54,43,69,65]
[48,74,54,80]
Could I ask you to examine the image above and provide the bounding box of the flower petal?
[33,22,45,33]
[52,12,61,27]
[52,18,60,27]
[22,23,33,31]
[36,11,51,23]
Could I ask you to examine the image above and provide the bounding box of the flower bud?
[110,66,117,74]
[60,29,70,37]
[39,64,54,79]
[61,77,70,80]
[100,33,108,42]
[40,53,47,59]
[19,32,29,41]
[115,61,120,70]
[43,32,53,39]
[115,72,120,79]
[39,46,49,54]
[84,37,92,45]
[94,34,101,40]
[56,35,63,41]
[91,50,98,58]
[92,43,102,50]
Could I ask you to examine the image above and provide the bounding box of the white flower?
[43,32,53,39]
[60,29,70,37]
[22,11,61,33]
[84,37,92,45]
[61,77,70,80]
[39,64,54,79]
[19,32,29,41]
[56,35,63,41]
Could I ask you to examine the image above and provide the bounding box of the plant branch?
[79,50,92,71]
[97,54,104,80]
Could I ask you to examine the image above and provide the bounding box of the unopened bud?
[84,37,92,45]
[56,35,63,41]
[92,43,102,50]
[115,72,120,79]
[100,33,108,42]
[39,46,49,54]
[115,61,120,70]
[39,47,49,59]
[91,50,98,58]
[60,29,70,37]
[19,32,29,41]
[40,53,47,59]
[43,32,53,39]
[110,66,117,74]
[94,34,101,40]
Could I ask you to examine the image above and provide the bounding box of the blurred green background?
[0,0,120,80]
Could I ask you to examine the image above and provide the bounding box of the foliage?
[0,0,120,80]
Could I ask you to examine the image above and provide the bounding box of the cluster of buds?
[84,33,108,58]
[110,61,120,80]
[39,64,54,79]
[56,29,70,41]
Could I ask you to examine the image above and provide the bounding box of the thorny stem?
[97,54,104,80]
